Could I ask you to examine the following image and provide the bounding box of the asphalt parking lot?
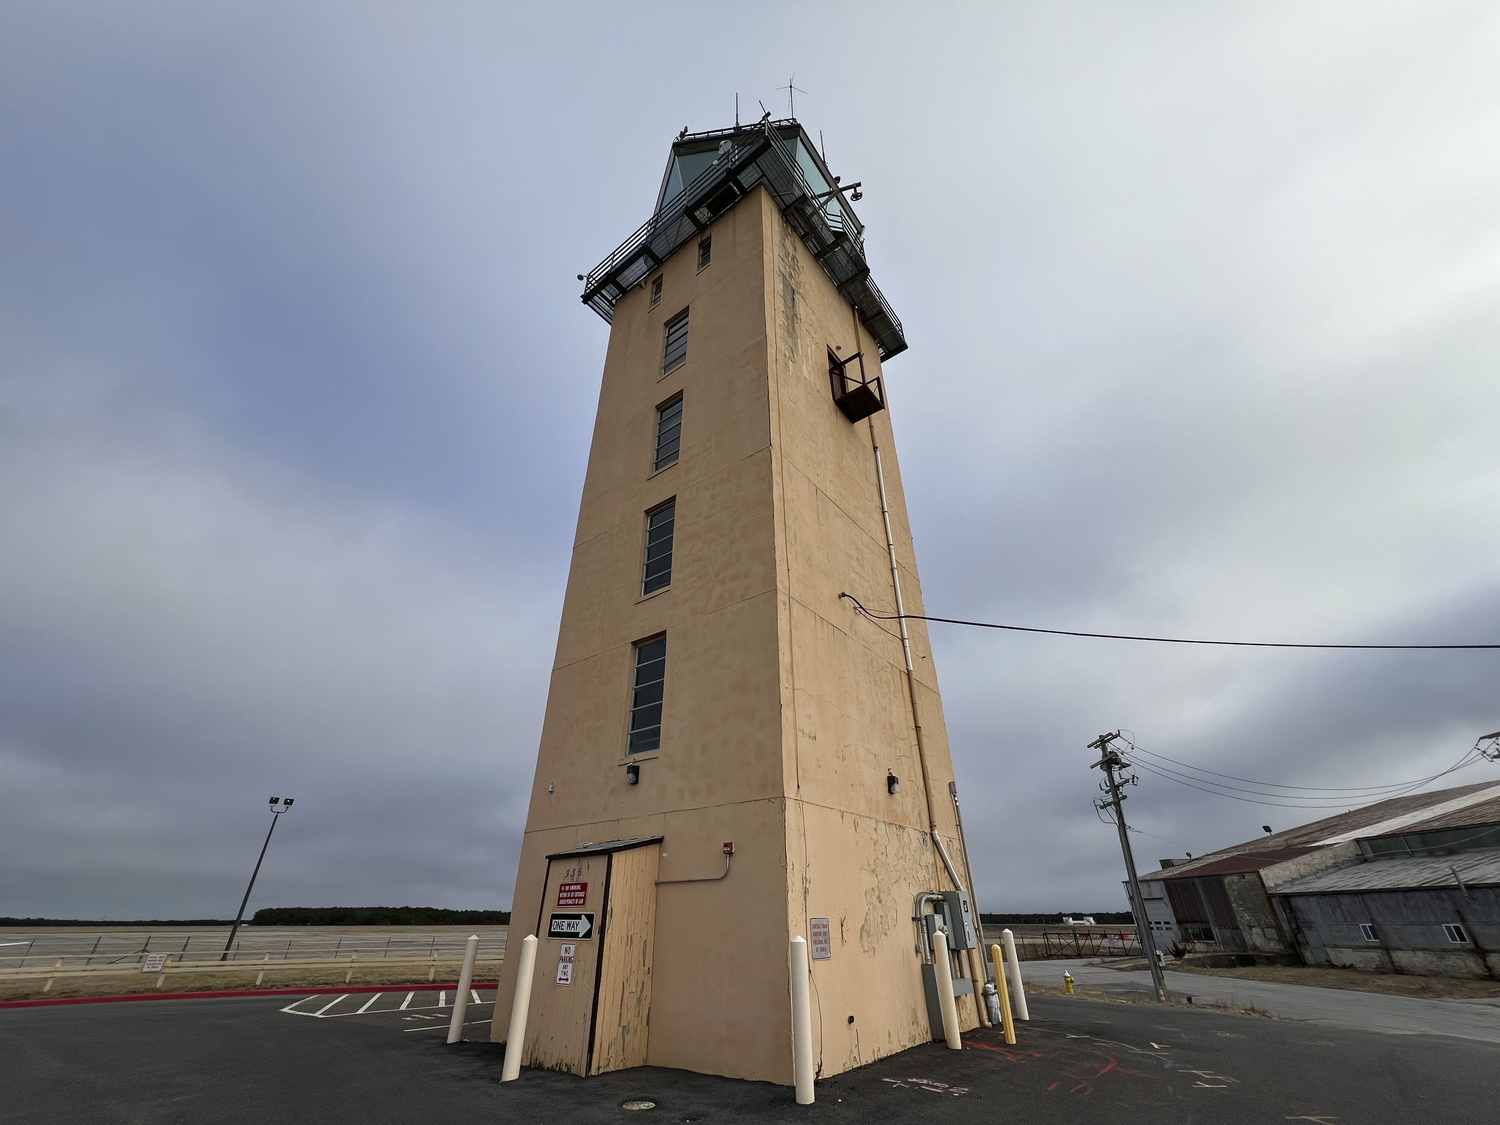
[3,990,1492,1123]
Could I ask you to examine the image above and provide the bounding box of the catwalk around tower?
[492,119,985,1083]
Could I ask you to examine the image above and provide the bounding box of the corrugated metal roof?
[1397,795,1500,833]
[1139,781,1500,883]
[1150,847,1318,880]
[1272,848,1500,895]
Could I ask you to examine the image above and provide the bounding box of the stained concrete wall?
[493,186,977,1083]
[1221,873,1289,954]
[1278,887,1500,978]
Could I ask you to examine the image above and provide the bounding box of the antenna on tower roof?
[778,74,806,117]
[735,93,739,127]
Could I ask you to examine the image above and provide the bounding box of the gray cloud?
[1,2,1497,917]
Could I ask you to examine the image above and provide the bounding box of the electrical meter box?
[940,890,977,950]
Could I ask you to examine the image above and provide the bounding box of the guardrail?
[0,933,507,970]
[1,953,506,994]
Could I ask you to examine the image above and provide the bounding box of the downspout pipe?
[871,429,990,1021]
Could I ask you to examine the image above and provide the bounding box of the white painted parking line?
[404,1017,491,1033]
[356,993,383,1014]
[471,989,480,1004]
[438,991,447,1007]
[312,995,349,1016]
[399,992,414,1010]
[280,997,317,1015]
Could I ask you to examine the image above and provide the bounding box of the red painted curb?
[0,981,498,1010]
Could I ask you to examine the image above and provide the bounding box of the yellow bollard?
[989,944,1017,1045]
[1063,971,1075,995]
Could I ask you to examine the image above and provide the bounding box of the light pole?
[222,797,294,961]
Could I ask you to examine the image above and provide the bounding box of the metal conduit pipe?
[870,428,990,1023]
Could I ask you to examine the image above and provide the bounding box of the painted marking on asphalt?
[1286,1117,1339,1123]
[404,1017,492,1033]
[311,995,349,1016]
[1150,1042,1169,1049]
[399,992,414,1010]
[881,1078,969,1096]
[439,991,447,1007]
[471,988,480,1004]
[280,997,316,1015]
[356,993,383,1014]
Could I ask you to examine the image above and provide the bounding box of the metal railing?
[0,930,507,972]
[581,119,906,360]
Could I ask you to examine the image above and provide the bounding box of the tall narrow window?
[663,310,688,373]
[650,276,662,308]
[653,396,682,471]
[698,236,712,270]
[642,500,675,594]
[628,635,666,754]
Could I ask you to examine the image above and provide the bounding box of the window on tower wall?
[628,635,667,754]
[698,236,711,270]
[653,395,682,472]
[663,310,688,373]
[650,276,662,308]
[642,500,675,595]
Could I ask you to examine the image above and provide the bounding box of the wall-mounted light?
[887,772,900,796]
[626,763,640,785]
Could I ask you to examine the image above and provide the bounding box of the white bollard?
[447,934,480,1044]
[932,929,962,1050]
[500,934,538,1081]
[790,936,814,1104]
[1001,929,1029,1021]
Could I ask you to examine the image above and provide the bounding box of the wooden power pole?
[1089,732,1169,1003]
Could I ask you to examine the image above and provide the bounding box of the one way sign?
[547,912,595,940]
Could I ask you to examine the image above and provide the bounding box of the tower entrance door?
[522,837,663,1075]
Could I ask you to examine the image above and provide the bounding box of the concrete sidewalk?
[1017,958,1500,1044]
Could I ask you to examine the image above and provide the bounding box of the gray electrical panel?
[921,963,974,1040]
[940,890,977,950]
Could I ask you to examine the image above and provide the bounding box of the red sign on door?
[558,882,587,907]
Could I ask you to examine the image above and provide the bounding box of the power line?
[1124,741,1482,794]
[1123,744,1484,803]
[1120,735,1489,810]
[839,593,1500,650]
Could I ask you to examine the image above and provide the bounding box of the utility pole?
[1089,732,1168,1003]
[222,797,294,961]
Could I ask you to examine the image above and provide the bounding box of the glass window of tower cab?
[500,118,984,1088]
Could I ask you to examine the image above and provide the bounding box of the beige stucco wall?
[494,186,978,1083]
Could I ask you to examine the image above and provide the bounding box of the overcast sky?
[3,2,1498,920]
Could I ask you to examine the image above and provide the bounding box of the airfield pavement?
[4,982,1494,1123]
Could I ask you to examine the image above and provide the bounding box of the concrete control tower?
[493,119,986,1083]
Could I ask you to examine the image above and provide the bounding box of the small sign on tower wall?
[809,918,832,960]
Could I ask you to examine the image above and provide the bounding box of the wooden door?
[523,852,608,1074]
[589,842,660,1074]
